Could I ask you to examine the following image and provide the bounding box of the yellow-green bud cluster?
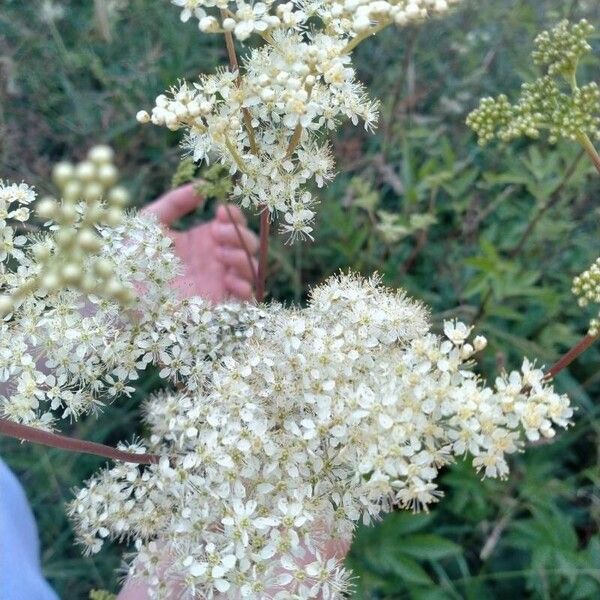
[467,20,599,147]
[573,257,600,337]
[532,19,594,79]
[0,146,134,317]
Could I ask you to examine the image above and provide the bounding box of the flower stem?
[0,418,159,464]
[546,333,599,380]
[343,20,391,54]
[222,14,259,155]
[285,124,303,159]
[256,207,270,302]
[577,133,600,176]
[224,204,258,290]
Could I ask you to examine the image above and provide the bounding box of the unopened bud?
[136,110,151,124]
[78,229,102,252]
[76,161,96,182]
[104,207,123,227]
[41,272,61,291]
[94,258,114,278]
[97,164,118,187]
[460,343,474,359]
[52,162,75,188]
[63,181,82,202]
[61,263,82,284]
[36,198,58,220]
[59,203,78,224]
[108,186,129,208]
[32,243,51,261]
[0,295,13,318]
[473,335,488,352]
[88,145,114,165]
[83,182,104,203]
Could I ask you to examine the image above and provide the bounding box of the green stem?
[224,136,249,174]
[343,20,391,54]
[577,132,600,176]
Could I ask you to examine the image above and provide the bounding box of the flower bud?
[59,203,78,224]
[97,164,118,187]
[83,182,104,203]
[88,145,114,165]
[78,229,103,252]
[41,272,61,291]
[36,197,58,220]
[0,294,13,318]
[63,181,83,202]
[32,243,51,261]
[222,17,235,31]
[94,258,114,278]
[108,186,129,208]
[136,110,151,124]
[52,162,75,188]
[61,263,82,284]
[76,161,96,182]
[473,335,488,352]
[55,229,76,248]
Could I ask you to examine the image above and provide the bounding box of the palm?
[170,224,229,302]
[143,184,259,303]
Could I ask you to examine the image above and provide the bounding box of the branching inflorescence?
[467,19,600,356]
[1,4,593,600]
[137,1,461,241]
[467,20,600,164]
[573,257,600,337]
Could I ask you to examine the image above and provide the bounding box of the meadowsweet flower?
[63,269,571,599]
[141,1,462,239]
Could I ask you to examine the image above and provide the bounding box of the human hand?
[142,184,259,303]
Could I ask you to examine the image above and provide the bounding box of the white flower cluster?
[138,0,462,239]
[171,1,459,39]
[69,273,572,599]
[0,184,265,428]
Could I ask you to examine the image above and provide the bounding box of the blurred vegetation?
[1,0,600,598]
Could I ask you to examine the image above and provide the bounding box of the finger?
[216,204,247,226]
[211,222,259,254]
[216,247,258,281]
[224,271,255,301]
[142,183,204,225]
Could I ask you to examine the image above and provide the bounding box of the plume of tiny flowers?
[69,273,572,599]
[137,0,463,239]
[0,180,267,428]
[573,257,600,337]
[467,20,600,147]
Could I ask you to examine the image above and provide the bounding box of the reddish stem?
[546,333,598,380]
[224,204,258,295]
[0,418,159,464]
[256,206,270,302]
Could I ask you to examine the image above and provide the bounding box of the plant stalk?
[577,133,600,176]
[0,418,159,464]
[256,207,270,302]
[546,333,598,380]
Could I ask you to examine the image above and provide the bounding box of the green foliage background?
[1,0,600,598]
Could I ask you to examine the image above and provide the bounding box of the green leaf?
[400,534,462,561]
[389,555,434,586]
